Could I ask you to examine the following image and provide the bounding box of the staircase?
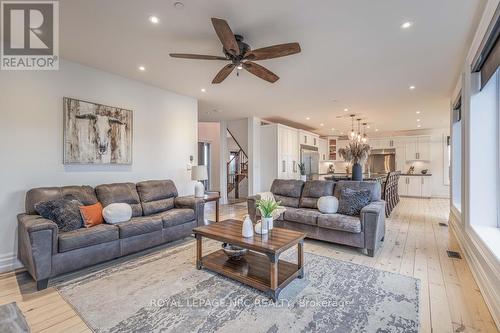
[226,129,248,200]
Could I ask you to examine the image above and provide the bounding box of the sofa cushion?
[58,224,119,252]
[300,180,335,208]
[283,207,321,226]
[26,185,97,215]
[160,208,196,228]
[317,214,362,233]
[136,180,178,216]
[103,203,132,224]
[35,198,83,232]
[334,181,381,202]
[317,196,339,214]
[95,183,143,217]
[270,179,304,208]
[337,188,372,216]
[117,216,162,238]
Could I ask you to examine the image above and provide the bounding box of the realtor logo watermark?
[1,1,59,70]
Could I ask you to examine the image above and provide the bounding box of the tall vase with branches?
[339,141,370,181]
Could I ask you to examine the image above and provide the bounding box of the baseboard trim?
[0,253,23,274]
[449,213,500,329]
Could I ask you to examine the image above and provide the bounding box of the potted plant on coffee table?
[256,198,281,234]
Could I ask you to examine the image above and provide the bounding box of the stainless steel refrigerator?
[300,145,319,180]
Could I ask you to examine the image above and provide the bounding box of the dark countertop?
[322,173,387,182]
[401,173,432,176]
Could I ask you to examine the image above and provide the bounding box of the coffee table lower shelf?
[199,249,303,301]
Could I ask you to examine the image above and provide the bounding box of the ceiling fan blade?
[212,64,235,84]
[169,53,228,60]
[244,42,301,61]
[211,18,240,56]
[242,62,279,83]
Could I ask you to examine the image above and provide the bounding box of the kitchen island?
[321,173,387,183]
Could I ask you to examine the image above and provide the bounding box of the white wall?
[198,122,221,191]
[0,60,198,271]
[227,119,248,154]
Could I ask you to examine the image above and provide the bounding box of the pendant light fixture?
[349,115,356,140]
[356,118,362,142]
[361,122,368,143]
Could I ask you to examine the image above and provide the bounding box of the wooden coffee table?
[193,219,306,301]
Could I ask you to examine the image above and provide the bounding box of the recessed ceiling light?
[340,132,344,135]
[201,88,206,93]
[375,129,379,132]
[416,110,421,114]
[409,85,416,90]
[417,119,421,122]
[320,123,324,127]
[173,1,184,8]
[138,65,146,71]
[367,125,370,129]
[306,117,310,120]
[401,21,413,29]
[417,125,421,128]
[331,128,335,131]
[149,16,159,24]
[344,108,349,112]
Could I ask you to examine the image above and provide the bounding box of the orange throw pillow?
[80,202,104,228]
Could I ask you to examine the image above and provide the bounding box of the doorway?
[198,142,211,190]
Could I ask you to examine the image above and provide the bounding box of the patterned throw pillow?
[337,188,371,216]
[35,198,83,232]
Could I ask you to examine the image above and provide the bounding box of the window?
[469,69,499,228]
[451,98,462,212]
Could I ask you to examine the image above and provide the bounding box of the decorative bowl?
[421,169,428,174]
[221,243,248,260]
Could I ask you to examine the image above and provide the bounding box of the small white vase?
[242,215,254,238]
[262,217,273,230]
[254,221,268,235]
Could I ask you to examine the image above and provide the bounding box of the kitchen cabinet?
[399,175,432,198]
[369,138,397,149]
[405,136,431,161]
[318,138,328,161]
[299,130,319,147]
[260,124,299,190]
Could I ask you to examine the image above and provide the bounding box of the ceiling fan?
[169,18,301,84]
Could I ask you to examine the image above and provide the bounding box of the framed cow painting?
[63,97,133,164]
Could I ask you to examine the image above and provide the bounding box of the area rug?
[0,303,30,333]
[56,239,419,333]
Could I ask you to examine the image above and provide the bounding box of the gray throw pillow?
[337,188,371,216]
[35,198,83,232]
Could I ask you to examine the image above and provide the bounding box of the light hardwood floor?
[0,198,498,332]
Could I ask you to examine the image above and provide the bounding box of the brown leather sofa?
[17,180,204,290]
[248,179,385,256]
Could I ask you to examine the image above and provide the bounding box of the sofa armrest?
[174,196,205,226]
[360,200,386,254]
[17,214,58,281]
[247,194,262,223]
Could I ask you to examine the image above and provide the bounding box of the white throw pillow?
[317,196,339,214]
[103,203,132,224]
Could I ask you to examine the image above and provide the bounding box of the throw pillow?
[103,203,132,224]
[80,202,104,228]
[317,196,339,214]
[34,199,83,232]
[337,188,371,216]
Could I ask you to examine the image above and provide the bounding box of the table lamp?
[191,165,208,197]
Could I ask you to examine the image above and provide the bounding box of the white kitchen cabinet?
[399,175,432,198]
[299,130,319,147]
[421,176,432,197]
[369,138,397,149]
[318,138,328,161]
[405,136,431,161]
[260,124,300,191]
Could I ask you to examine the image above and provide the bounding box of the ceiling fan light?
[237,64,243,70]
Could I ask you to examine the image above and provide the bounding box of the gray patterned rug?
[0,303,30,333]
[55,239,419,333]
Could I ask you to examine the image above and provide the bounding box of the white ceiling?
[60,0,486,135]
